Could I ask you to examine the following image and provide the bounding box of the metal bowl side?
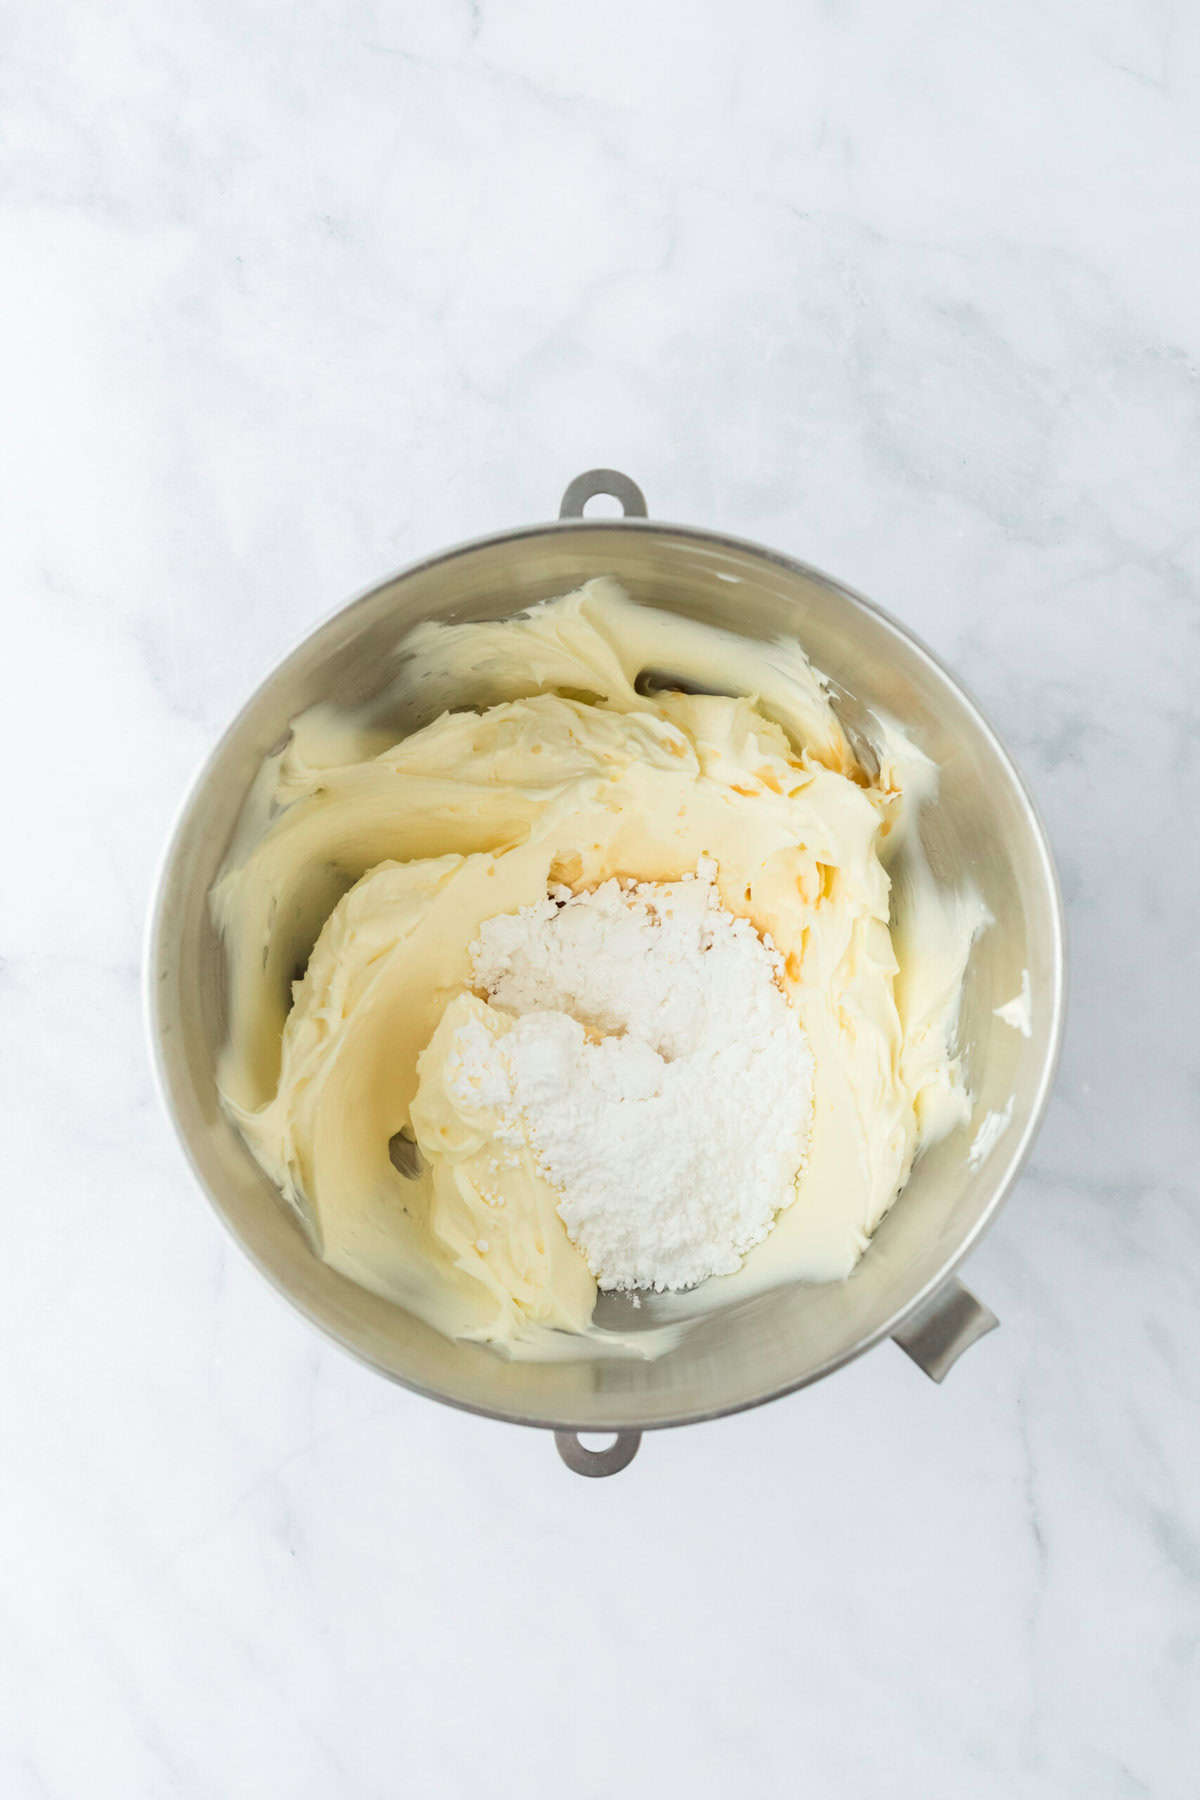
[147,513,1065,1433]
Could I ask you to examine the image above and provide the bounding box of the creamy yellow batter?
[213,579,983,1360]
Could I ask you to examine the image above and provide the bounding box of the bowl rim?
[145,512,1068,1433]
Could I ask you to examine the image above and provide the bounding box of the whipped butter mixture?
[213,579,984,1360]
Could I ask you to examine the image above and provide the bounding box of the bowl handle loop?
[554,1430,643,1477]
[892,1278,999,1382]
[559,469,648,520]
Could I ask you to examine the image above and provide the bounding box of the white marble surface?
[3,3,1198,1794]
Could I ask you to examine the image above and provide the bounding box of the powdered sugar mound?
[452,860,814,1292]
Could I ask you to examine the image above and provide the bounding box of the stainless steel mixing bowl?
[148,470,1065,1477]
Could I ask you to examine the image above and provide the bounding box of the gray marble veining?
[2,3,1198,1795]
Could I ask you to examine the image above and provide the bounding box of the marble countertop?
[4,3,1197,1795]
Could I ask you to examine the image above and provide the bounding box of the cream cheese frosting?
[212,578,986,1359]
